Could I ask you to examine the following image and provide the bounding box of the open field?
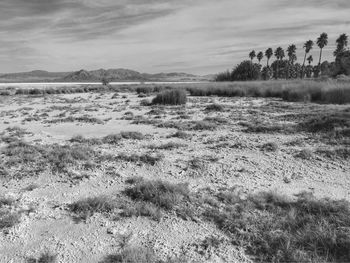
[0,82,350,262]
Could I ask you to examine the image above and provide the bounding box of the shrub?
[0,211,21,230]
[231,61,261,81]
[205,103,225,112]
[169,131,191,139]
[120,131,145,140]
[124,179,189,210]
[148,142,185,150]
[120,202,161,221]
[26,252,57,263]
[295,149,313,160]
[203,191,350,262]
[100,247,159,263]
[116,153,163,165]
[261,142,278,152]
[192,121,216,131]
[68,196,116,220]
[152,89,187,105]
[299,112,350,134]
[322,87,350,104]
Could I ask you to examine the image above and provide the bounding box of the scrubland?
[0,80,349,262]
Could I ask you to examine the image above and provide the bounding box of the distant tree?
[286,44,297,79]
[334,50,350,76]
[307,55,313,65]
[215,70,232,81]
[302,40,314,78]
[102,77,110,86]
[334,33,348,57]
[287,44,297,64]
[261,66,273,80]
[274,47,285,79]
[265,48,273,67]
[316,33,328,66]
[249,50,256,62]
[231,60,261,81]
[257,51,264,64]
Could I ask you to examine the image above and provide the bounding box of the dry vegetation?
[0,81,349,262]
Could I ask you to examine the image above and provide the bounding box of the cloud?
[0,0,349,74]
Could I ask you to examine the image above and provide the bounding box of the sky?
[0,0,349,75]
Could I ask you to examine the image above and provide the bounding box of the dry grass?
[203,191,350,262]
[152,89,187,105]
[124,178,189,210]
[26,252,57,263]
[184,80,350,104]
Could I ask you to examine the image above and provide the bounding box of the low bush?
[203,191,350,262]
[261,142,278,152]
[116,153,163,165]
[26,252,57,263]
[205,103,225,112]
[68,196,116,221]
[148,142,185,150]
[295,149,313,160]
[169,130,191,139]
[152,89,187,105]
[124,179,189,210]
[100,246,159,263]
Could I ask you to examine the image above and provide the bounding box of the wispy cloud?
[0,0,349,74]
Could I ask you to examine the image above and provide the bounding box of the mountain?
[0,68,213,82]
[0,70,69,82]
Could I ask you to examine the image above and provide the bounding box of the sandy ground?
[0,90,349,262]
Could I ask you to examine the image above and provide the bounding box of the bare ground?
[0,91,349,262]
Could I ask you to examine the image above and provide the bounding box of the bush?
[231,60,261,81]
[116,153,163,165]
[204,191,350,262]
[205,103,225,112]
[100,247,159,263]
[26,252,57,263]
[68,196,116,220]
[124,179,189,210]
[169,130,191,139]
[152,89,187,105]
[261,142,278,152]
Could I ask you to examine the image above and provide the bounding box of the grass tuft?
[152,89,187,105]
[204,191,350,262]
[124,179,189,210]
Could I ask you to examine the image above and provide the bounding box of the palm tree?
[334,33,348,57]
[249,50,256,62]
[265,48,273,67]
[302,40,314,78]
[307,55,313,65]
[274,47,285,79]
[257,51,264,64]
[286,44,297,79]
[316,33,328,65]
[287,44,297,64]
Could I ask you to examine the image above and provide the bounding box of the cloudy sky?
[0,0,349,74]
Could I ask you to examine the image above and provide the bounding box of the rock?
[107,227,118,235]
[283,176,291,184]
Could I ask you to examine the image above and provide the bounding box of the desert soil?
[0,90,349,262]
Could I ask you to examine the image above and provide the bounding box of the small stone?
[107,227,118,235]
[283,176,291,184]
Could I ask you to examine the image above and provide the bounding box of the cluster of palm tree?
[247,33,348,80]
[216,32,349,81]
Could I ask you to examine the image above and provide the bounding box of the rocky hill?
[0,69,212,82]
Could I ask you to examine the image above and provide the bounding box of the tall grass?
[184,80,350,104]
[152,89,187,105]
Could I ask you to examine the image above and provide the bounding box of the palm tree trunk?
[302,52,307,78]
[318,48,323,65]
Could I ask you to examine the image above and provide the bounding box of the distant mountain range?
[0,69,213,83]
